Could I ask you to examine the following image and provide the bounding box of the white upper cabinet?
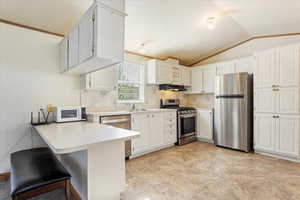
[60,1,126,75]
[277,87,300,114]
[78,9,95,64]
[254,45,300,88]
[68,25,79,68]
[217,60,235,75]
[255,88,277,113]
[181,66,191,86]
[190,67,203,93]
[235,57,254,74]
[84,64,117,90]
[254,48,277,88]
[171,65,183,85]
[277,44,300,87]
[147,59,172,84]
[202,64,216,93]
[97,0,125,11]
[188,64,216,94]
[59,38,68,73]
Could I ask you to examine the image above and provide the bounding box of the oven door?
[178,114,196,138]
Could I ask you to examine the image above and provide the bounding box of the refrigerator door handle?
[216,95,244,99]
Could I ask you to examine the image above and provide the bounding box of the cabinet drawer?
[165,112,176,118]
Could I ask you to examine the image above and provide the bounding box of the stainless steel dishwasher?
[100,115,131,159]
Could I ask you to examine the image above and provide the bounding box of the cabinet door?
[277,87,300,114]
[88,64,117,89]
[164,112,177,145]
[132,114,149,154]
[68,25,79,68]
[60,38,68,72]
[254,114,275,151]
[202,65,216,93]
[197,111,213,141]
[172,65,183,85]
[191,67,203,93]
[98,6,124,62]
[157,63,172,84]
[235,57,254,74]
[276,116,300,156]
[277,45,300,87]
[78,7,95,63]
[181,67,191,86]
[254,49,277,88]
[217,61,235,75]
[254,88,276,113]
[149,113,164,148]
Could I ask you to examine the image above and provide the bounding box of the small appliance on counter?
[54,106,87,123]
[161,99,197,145]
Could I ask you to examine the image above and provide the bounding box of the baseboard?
[0,172,81,200]
[255,150,300,163]
[197,138,214,144]
[130,143,175,159]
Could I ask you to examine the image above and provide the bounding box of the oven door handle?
[178,114,196,118]
[101,118,130,124]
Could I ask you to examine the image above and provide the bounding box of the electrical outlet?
[38,105,46,111]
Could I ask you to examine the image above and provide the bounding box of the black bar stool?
[10,148,71,200]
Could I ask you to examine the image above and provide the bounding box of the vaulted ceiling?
[1,0,300,65]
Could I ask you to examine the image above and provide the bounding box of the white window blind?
[118,62,145,103]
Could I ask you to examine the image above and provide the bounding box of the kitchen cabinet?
[147,59,173,84]
[277,44,300,87]
[255,87,300,114]
[59,38,68,72]
[149,113,164,148]
[188,64,216,94]
[197,109,213,143]
[60,2,126,74]
[216,60,235,75]
[254,45,300,88]
[171,65,183,85]
[84,64,118,90]
[68,25,79,68]
[131,113,149,154]
[163,112,177,145]
[181,66,191,86]
[131,111,177,157]
[254,114,300,157]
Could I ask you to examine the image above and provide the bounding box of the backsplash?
[186,94,214,108]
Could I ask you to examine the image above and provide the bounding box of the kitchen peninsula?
[34,122,139,200]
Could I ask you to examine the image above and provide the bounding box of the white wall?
[0,23,81,172]
[186,35,300,108]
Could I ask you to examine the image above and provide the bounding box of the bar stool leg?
[65,179,71,200]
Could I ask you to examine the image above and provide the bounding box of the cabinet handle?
[272,88,279,91]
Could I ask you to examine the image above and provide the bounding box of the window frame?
[117,61,145,104]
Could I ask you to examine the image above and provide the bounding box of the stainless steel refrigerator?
[214,72,253,152]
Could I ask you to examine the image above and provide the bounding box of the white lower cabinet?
[131,111,177,157]
[254,114,300,157]
[197,109,213,143]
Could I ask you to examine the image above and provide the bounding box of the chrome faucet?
[131,103,136,111]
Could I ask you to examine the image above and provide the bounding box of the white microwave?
[54,106,86,122]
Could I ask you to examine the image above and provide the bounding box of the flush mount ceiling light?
[206,17,216,30]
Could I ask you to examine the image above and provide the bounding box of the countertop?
[87,108,177,117]
[34,122,140,154]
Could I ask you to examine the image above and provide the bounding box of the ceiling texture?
[1,0,300,65]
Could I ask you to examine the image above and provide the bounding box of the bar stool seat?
[10,148,71,200]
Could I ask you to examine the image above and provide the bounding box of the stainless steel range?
[161,99,197,145]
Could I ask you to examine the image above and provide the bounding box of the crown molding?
[188,32,300,66]
[0,18,64,37]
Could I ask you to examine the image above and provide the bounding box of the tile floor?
[2,142,300,200]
